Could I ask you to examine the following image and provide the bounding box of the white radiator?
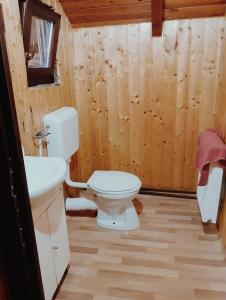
[197,162,224,223]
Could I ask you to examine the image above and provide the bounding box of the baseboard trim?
[139,188,197,199]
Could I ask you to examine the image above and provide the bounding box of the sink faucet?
[34,125,50,156]
[34,125,50,139]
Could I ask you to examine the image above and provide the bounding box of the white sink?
[24,156,66,206]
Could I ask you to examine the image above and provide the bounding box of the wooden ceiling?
[60,0,226,31]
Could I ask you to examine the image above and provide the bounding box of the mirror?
[28,17,53,68]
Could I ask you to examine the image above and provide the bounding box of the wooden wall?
[74,18,226,191]
[215,23,226,139]
[2,0,226,192]
[0,0,75,155]
[215,15,226,246]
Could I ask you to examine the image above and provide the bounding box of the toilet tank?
[43,107,79,161]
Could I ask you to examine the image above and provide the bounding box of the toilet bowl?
[88,171,141,230]
[44,107,142,231]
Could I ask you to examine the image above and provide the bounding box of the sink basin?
[24,156,66,206]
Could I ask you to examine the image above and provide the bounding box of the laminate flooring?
[56,195,226,300]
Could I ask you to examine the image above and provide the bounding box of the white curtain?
[36,19,53,67]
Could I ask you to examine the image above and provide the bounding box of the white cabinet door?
[48,191,70,283]
[35,211,57,300]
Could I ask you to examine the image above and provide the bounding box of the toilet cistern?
[44,107,141,230]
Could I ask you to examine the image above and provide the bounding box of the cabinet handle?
[53,246,59,250]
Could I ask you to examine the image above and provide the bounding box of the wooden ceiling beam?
[63,4,151,17]
[61,0,151,10]
[165,4,226,20]
[60,0,226,29]
[165,0,226,9]
[151,0,164,36]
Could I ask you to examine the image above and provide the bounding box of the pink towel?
[196,129,226,186]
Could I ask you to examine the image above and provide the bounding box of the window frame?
[22,0,61,87]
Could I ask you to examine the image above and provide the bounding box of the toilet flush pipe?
[38,139,43,157]
[65,160,97,212]
[65,160,89,189]
[66,197,97,211]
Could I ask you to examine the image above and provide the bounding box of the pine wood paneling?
[165,0,226,8]
[165,4,226,20]
[2,0,226,203]
[0,0,75,155]
[74,18,226,191]
[215,15,226,247]
[59,0,226,28]
[215,23,226,140]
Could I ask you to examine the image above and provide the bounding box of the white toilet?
[44,107,141,230]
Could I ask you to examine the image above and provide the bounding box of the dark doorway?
[0,4,44,300]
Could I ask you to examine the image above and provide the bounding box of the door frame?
[0,4,44,300]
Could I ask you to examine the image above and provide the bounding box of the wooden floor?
[56,195,226,300]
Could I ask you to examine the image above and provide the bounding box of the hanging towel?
[196,129,226,186]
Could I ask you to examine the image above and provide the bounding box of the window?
[20,0,61,87]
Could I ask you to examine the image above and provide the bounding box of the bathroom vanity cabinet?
[33,187,70,300]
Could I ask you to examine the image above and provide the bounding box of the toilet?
[44,107,141,230]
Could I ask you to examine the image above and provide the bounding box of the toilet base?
[96,203,140,230]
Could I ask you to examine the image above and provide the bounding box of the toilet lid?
[88,171,141,193]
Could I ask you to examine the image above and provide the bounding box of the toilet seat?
[88,171,141,194]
